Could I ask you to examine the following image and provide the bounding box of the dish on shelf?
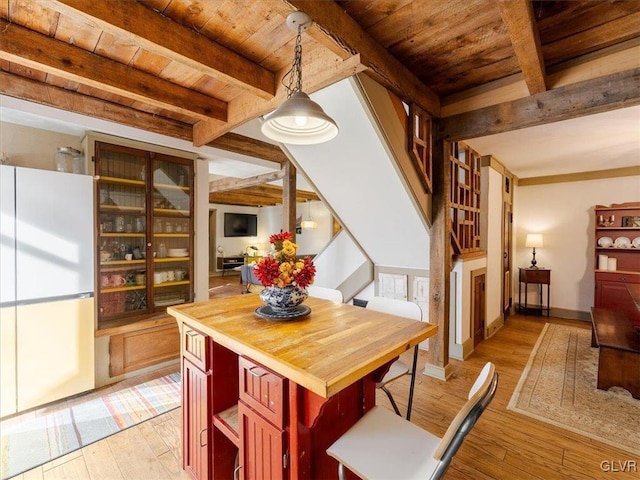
[613,236,631,248]
[168,248,187,255]
[633,237,640,248]
[167,252,189,258]
[597,237,613,247]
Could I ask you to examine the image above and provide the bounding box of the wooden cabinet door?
[239,402,286,480]
[596,280,637,319]
[183,358,211,480]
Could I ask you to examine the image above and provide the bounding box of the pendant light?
[261,12,339,145]
[301,200,317,229]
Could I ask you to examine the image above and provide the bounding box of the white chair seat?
[327,362,498,480]
[377,359,409,387]
[327,406,441,480]
[307,285,343,302]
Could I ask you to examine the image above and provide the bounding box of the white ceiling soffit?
[465,105,640,179]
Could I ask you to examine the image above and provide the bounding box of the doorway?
[471,269,486,347]
[209,209,217,276]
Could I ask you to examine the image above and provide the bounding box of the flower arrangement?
[254,232,316,289]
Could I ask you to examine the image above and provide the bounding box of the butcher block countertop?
[168,294,437,398]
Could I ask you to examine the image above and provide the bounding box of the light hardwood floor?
[11,310,639,479]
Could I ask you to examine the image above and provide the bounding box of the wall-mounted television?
[224,212,257,237]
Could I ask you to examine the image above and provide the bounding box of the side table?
[518,268,551,316]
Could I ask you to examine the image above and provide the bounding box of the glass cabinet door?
[151,155,193,311]
[95,143,194,327]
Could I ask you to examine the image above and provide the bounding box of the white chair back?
[365,296,422,321]
[307,285,344,303]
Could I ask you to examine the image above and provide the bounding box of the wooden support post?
[283,161,297,241]
[426,134,452,380]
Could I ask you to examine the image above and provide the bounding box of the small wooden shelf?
[596,227,640,231]
[213,405,239,446]
[153,280,190,288]
[154,208,190,216]
[155,257,190,263]
[101,233,146,238]
[99,176,146,187]
[101,285,146,293]
[100,205,145,213]
[153,183,190,192]
[101,259,146,266]
[154,233,190,238]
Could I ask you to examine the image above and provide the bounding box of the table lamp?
[525,234,543,269]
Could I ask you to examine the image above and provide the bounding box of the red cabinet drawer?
[239,357,286,428]
[519,268,550,284]
[595,271,640,284]
[182,323,210,372]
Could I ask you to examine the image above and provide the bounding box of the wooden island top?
[168,294,437,398]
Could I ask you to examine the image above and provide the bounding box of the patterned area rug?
[0,372,180,479]
[508,324,640,456]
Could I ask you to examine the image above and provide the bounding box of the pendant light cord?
[282,25,303,98]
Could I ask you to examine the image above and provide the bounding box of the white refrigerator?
[1,165,95,415]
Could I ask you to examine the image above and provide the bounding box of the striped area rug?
[0,372,180,479]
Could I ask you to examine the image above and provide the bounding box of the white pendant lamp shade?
[261,92,339,145]
[300,219,318,229]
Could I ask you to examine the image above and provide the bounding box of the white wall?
[514,175,640,315]
[210,201,333,264]
[484,167,504,328]
[0,122,82,170]
[285,78,430,269]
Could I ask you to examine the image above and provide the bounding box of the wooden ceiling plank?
[284,0,441,117]
[49,0,276,100]
[0,19,227,121]
[209,169,286,193]
[207,132,288,165]
[0,70,194,139]
[193,50,365,145]
[542,12,640,67]
[497,0,546,94]
[440,67,640,141]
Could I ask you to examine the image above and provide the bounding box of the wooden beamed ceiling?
[1,0,638,163]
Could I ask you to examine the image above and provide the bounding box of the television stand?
[217,255,244,275]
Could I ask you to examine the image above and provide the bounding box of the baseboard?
[550,307,590,322]
[486,315,504,338]
[422,362,453,380]
[449,337,474,361]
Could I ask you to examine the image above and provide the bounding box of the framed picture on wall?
[622,216,640,227]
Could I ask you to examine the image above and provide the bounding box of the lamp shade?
[525,234,544,248]
[261,92,339,145]
[300,220,317,229]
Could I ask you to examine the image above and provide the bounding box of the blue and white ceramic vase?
[259,285,308,313]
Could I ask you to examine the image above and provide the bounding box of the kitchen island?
[168,294,437,480]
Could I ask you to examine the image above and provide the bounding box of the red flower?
[269,231,293,243]
[254,257,281,287]
[293,256,316,289]
[255,232,316,289]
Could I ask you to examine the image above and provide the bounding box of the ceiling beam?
[497,0,546,94]
[0,71,194,140]
[439,67,640,141]
[284,0,441,117]
[0,20,227,121]
[49,0,275,100]
[0,71,289,166]
[193,51,365,145]
[209,170,286,193]
[207,133,288,165]
[208,185,319,207]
